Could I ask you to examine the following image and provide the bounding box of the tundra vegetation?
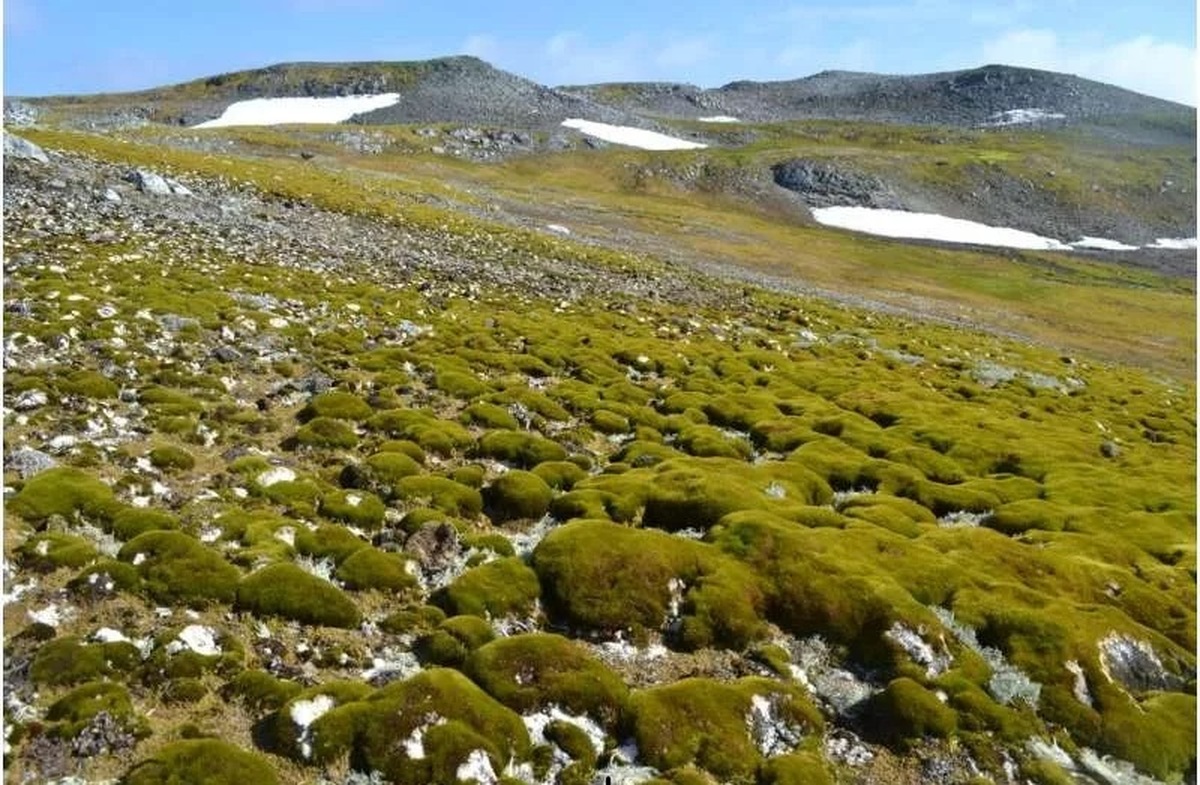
[2,98,1195,785]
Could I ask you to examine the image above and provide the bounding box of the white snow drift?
[1072,236,1139,251]
[194,94,400,128]
[561,118,707,150]
[1147,237,1198,250]
[985,108,1067,126]
[697,115,741,123]
[811,206,1072,250]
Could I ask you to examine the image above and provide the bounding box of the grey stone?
[405,522,460,573]
[7,447,56,477]
[3,132,49,163]
[4,100,39,126]
[103,188,122,203]
[212,345,243,363]
[159,313,199,332]
[773,158,902,209]
[125,168,172,195]
[13,389,48,411]
[1099,633,1183,693]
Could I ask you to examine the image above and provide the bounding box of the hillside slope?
[567,63,1196,145]
[1,57,1196,785]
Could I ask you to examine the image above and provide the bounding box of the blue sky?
[4,0,1196,104]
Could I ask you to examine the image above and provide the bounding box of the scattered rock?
[1099,633,1183,693]
[405,522,460,573]
[3,132,50,164]
[7,447,56,478]
[13,389,49,411]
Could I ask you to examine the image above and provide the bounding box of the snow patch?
[257,466,296,487]
[698,115,741,123]
[1072,236,1138,251]
[91,627,130,644]
[1146,237,1197,249]
[984,108,1067,126]
[28,603,65,627]
[403,713,445,760]
[168,624,221,656]
[456,749,497,784]
[522,705,607,755]
[812,206,1072,250]
[195,93,401,128]
[561,118,707,151]
[290,694,335,760]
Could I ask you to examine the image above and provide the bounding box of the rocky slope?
[8,57,652,132]
[567,64,1196,145]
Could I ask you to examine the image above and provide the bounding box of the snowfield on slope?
[811,206,1073,250]
[561,118,707,150]
[194,94,400,128]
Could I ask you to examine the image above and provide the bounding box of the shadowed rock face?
[771,159,903,209]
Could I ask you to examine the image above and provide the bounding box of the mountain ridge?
[9,57,1193,143]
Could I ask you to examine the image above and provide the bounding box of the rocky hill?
[8,56,646,131]
[567,64,1196,144]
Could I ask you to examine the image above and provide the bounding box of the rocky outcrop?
[771,158,902,208]
[4,132,49,164]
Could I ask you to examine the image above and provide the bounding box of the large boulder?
[3,132,49,163]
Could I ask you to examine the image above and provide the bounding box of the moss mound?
[335,547,417,592]
[294,416,359,449]
[532,519,766,649]
[148,444,196,472]
[8,467,119,524]
[109,507,181,540]
[118,530,240,606]
[435,557,541,618]
[319,668,531,784]
[465,633,628,728]
[477,430,568,468]
[30,636,140,686]
[222,669,303,711]
[301,390,374,421]
[394,475,483,517]
[484,470,553,523]
[862,677,958,748]
[629,677,822,779]
[17,533,98,572]
[236,562,361,628]
[46,681,146,737]
[124,739,280,785]
[320,488,386,530]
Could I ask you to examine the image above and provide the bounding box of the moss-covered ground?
[2,120,1194,784]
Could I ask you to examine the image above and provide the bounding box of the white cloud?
[981,29,1196,104]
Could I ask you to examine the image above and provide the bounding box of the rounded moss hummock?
[118,530,240,607]
[483,470,553,523]
[435,557,541,618]
[465,633,628,729]
[8,466,120,524]
[123,739,280,785]
[236,562,361,628]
